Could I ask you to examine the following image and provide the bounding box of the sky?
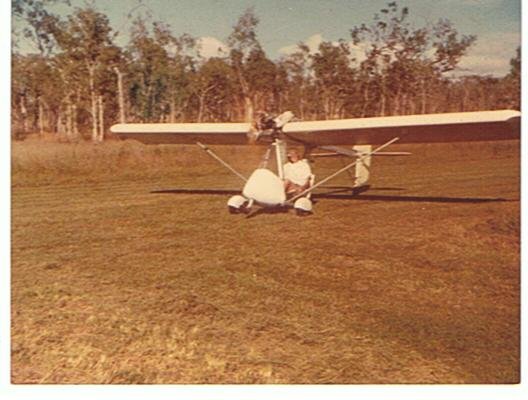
[12,0,521,77]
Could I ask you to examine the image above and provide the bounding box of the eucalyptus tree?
[192,57,236,122]
[227,8,278,121]
[50,51,83,139]
[127,17,169,122]
[503,46,521,110]
[52,6,120,141]
[12,54,51,136]
[12,52,72,137]
[165,32,199,122]
[351,2,476,116]
[12,0,72,136]
[279,44,311,119]
[127,17,197,123]
[310,40,356,119]
[244,47,282,115]
[12,0,70,54]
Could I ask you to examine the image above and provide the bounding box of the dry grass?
[11,137,520,384]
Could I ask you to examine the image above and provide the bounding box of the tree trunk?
[244,96,254,122]
[233,63,254,122]
[197,94,205,123]
[145,83,154,122]
[65,100,73,140]
[361,81,370,117]
[299,85,305,120]
[97,95,104,142]
[37,97,45,135]
[420,78,427,114]
[57,111,62,135]
[379,92,386,117]
[379,76,386,117]
[461,85,469,112]
[197,84,217,122]
[394,87,401,116]
[169,100,176,123]
[72,103,79,139]
[322,91,330,120]
[409,96,416,115]
[20,95,28,133]
[114,67,126,124]
[88,64,98,142]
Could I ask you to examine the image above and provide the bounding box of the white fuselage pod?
[242,169,286,206]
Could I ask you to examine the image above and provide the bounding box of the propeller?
[246,111,295,144]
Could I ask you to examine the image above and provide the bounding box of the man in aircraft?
[283,149,313,197]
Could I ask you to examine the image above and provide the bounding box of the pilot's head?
[287,149,300,162]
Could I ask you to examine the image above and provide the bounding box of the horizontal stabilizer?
[313,146,411,157]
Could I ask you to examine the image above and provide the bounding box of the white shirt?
[283,159,312,186]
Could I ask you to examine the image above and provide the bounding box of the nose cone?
[243,169,286,206]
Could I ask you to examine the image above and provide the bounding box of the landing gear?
[228,206,243,214]
[227,195,253,214]
[295,208,312,216]
[351,184,371,196]
[293,197,313,216]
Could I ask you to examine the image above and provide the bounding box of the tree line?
[12,1,520,141]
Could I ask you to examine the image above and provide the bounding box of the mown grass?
[11,137,519,383]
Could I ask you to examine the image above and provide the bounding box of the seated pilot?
[283,149,313,196]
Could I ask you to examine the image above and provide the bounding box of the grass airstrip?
[11,137,519,383]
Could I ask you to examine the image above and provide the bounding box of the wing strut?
[286,137,400,204]
[196,142,247,182]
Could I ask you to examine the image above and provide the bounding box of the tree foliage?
[12,0,70,54]
[11,2,519,140]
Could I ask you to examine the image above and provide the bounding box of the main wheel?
[295,208,311,216]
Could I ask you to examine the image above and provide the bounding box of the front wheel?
[295,208,311,217]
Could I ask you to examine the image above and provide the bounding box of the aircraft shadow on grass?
[151,186,513,204]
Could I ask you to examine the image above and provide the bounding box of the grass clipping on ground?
[11,138,520,383]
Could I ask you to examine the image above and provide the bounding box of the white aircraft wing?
[282,110,520,145]
[110,110,520,146]
[110,122,251,144]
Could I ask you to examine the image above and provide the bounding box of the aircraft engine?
[247,111,295,144]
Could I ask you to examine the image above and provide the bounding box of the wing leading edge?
[110,110,520,146]
[283,110,520,145]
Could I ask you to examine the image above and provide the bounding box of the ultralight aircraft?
[110,110,520,215]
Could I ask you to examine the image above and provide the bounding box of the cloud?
[304,34,325,53]
[279,30,519,77]
[456,32,520,76]
[197,36,229,59]
[349,42,368,64]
